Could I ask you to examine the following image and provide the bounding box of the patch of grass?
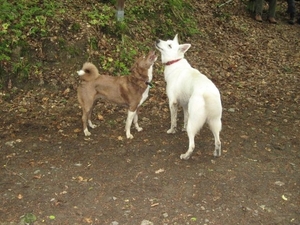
[0,0,61,52]
[71,23,81,33]
[20,213,37,224]
[84,3,116,33]
[12,58,31,82]
[0,0,62,88]
[282,66,292,73]
[88,0,200,75]
[0,0,200,88]
[126,0,199,38]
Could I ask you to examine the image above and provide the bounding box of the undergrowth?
[0,0,63,88]
[0,0,199,89]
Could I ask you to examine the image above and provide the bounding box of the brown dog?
[77,51,157,138]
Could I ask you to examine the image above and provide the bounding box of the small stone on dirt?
[141,220,154,225]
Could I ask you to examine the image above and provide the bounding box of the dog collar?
[145,81,153,88]
[165,59,181,66]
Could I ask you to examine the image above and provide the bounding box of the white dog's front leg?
[167,101,178,134]
[133,113,143,132]
[125,110,136,139]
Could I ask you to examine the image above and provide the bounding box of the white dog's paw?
[137,127,143,132]
[84,129,91,136]
[126,133,134,139]
[180,153,190,160]
[213,149,221,157]
[167,128,176,134]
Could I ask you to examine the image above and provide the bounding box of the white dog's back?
[165,59,222,119]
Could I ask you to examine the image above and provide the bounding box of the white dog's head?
[155,34,191,64]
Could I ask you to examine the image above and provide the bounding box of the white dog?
[155,34,222,160]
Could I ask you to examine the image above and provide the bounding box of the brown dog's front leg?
[125,110,136,139]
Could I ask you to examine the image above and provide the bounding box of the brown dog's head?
[77,62,100,81]
[137,51,157,70]
[131,51,157,75]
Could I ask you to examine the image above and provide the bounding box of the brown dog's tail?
[78,62,100,81]
[82,62,99,76]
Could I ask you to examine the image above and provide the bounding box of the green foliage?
[91,0,199,75]
[20,213,37,224]
[126,0,200,38]
[12,58,31,81]
[0,0,62,87]
[85,4,116,33]
[71,23,81,33]
[0,0,61,47]
[0,0,200,88]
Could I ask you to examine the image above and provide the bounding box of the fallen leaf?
[63,88,70,95]
[155,168,165,174]
[84,217,93,223]
[33,174,42,179]
[74,128,81,133]
[49,215,55,220]
[118,136,123,141]
[274,181,285,186]
[17,194,23,199]
[97,114,104,120]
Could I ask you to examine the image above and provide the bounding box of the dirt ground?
[1,1,300,225]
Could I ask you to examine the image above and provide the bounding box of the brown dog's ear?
[130,58,139,72]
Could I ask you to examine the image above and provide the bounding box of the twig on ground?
[218,0,234,8]
[4,159,28,182]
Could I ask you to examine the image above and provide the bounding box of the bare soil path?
[1,1,300,224]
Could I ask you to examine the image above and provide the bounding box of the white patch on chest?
[138,65,153,106]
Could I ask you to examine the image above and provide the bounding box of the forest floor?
[0,1,300,224]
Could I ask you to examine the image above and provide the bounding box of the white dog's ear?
[179,44,191,54]
[173,34,179,43]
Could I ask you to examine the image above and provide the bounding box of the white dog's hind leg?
[180,130,196,160]
[133,112,143,132]
[167,101,178,134]
[182,104,188,131]
[180,98,206,160]
[208,118,222,157]
[125,110,136,139]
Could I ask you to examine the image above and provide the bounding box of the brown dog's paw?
[84,129,91,136]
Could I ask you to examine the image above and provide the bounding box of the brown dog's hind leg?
[81,108,91,136]
[87,102,97,129]
[82,99,96,136]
